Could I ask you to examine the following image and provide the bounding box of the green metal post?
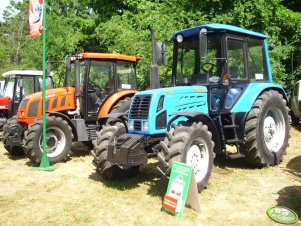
[36,0,57,171]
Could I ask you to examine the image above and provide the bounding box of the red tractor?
[3,53,140,164]
[0,70,53,130]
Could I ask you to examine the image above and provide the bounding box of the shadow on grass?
[276,186,301,220]
[4,152,26,160]
[286,154,301,181]
[69,149,90,159]
[214,154,251,170]
[88,161,167,197]
[26,144,91,166]
[25,159,36,167]
[292,123,301,132]
[70,142,91,156]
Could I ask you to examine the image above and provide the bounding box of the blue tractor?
[92,24,290,192]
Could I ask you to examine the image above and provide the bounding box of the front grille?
[134,121,141,131]
[129,95,151,119]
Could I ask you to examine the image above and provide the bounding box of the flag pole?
[37,0,57,171]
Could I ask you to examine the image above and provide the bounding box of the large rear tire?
[110,96,132,113]
[92,121,140,179]
[157,122,215,192]
[242,90,290,166]
[3,116,25,156]
[24,116,73,165]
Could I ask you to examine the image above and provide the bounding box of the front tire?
[92,122,140,179]
[3,116,25,156]
[24,116,73,165]
[157,122,215,192]
[242,90,290,166]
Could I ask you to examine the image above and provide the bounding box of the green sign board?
[162,161,200,217]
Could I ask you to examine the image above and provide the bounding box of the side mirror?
[268,43,275,51]
[155,42,166,65]
[65,56,71,72]
[18,78,23,88]
[46,62,51,76]
[199,28,207,58]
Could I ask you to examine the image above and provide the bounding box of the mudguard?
[231,83,287,113]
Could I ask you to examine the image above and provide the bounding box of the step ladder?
[217,113,245,159]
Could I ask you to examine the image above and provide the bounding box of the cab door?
[290,81,301,118]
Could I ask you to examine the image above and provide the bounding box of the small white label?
[255,73,264,80]
[0,106,6,109]
[121,84,131,89]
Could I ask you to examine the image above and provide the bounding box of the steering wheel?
[201,62,217,74]
[15,92,24,100]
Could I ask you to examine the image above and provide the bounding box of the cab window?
[116,61,136,90]
[227,38,246,79]
[248,38,268,81]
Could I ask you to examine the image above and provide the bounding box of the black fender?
[48,111,78,141]
[168,111,222,154]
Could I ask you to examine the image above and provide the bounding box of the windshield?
[3,80,14,98]
[0,81,4,97]
[37,77,54,90]
[87,60,114,113]
[174,33,223,85]
[116,61,136,90]
[2,76,53,101]
[66,61,86,87]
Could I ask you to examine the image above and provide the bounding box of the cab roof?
[171,24,268,41]
[2,70,50,77]
[78,53,140,63]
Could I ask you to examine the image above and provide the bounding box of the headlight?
[128,120,134,130]
[143,121,149,130]
[225,88,242,109]
[176,34,183,43]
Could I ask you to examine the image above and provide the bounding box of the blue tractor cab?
[92,24,290,192]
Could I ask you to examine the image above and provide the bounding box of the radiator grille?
[134,121,141,131]
[129,95,151,119]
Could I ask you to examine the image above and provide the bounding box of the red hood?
[0,97,9,110]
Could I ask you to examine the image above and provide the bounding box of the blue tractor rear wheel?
[242,90,290,166]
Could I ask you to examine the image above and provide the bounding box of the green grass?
[0,127,300,225]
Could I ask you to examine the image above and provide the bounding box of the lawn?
[0,127,300,226]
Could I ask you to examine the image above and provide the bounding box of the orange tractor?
[3,53,140,164]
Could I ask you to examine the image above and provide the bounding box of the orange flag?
[29,0,44,38]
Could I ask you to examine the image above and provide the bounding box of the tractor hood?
[128,85,208,135]
[137,86,208,96]
[17,87,76,125]
[0,97,10,110]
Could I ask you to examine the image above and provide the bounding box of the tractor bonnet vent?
[129,95,151,119]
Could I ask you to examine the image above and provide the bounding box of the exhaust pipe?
[148,26,160,89]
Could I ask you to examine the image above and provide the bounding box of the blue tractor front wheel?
[157,122,215,192]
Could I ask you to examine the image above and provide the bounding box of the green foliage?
[0,0,301,91]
